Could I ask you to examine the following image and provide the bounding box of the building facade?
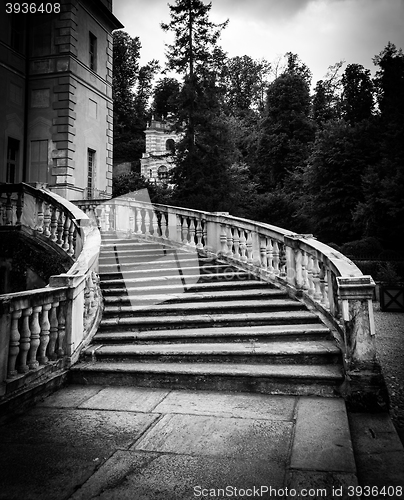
[0,0,122,200]
[140,118,179,184]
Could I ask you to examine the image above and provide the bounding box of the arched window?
[165,139,175,154]
[158,165,168,180]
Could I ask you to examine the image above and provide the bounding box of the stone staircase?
[70,234,344,396]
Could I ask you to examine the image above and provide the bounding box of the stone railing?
[76,196,386,409]
[0,184,102,401]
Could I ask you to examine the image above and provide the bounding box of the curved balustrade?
[0,183,85,259]
[0,184,102,401]
[77,196,382,406]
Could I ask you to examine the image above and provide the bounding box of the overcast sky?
[113,0,404,85]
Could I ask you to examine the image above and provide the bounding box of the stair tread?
[71,361,344,379]
[100,310,319,326]
[103,299,304,315]
[85,340,340,356]
[103,288,286,303]
[94,323,330,341]
[101,280,270,293]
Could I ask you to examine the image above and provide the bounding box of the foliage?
[152,77,181,119]
[112,31,159,164]
[341,64,374,124]
[255,66,315,190]
[112,171,173,205]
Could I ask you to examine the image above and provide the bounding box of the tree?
[152,77,181,119]
[255,64,315,190]
[221,55,271,116]
[312,61,344,127]
[341,63,374,124]
[161,0,232,211]
[112,31,159,165]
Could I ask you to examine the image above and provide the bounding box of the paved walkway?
[0,384,402,500]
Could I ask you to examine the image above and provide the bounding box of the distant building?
[0,0,123,200]
[140,118,179,184]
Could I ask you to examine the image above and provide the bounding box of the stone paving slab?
[0,407,158,450]
[69,450,283,500]
[290,397,356,473]
[133,413,293,462]
[36,384,104,408]
[152,389,296,420]
[0,443,108,500]
[78,386,170,412]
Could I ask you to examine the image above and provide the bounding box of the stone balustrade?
[0,183,85,259]
[76,196,386,408]
[0,184,102,401]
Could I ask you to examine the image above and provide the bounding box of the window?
[158,165,168,180]
[165,139,175,153]
[87,149,96,198]
[89,32,97,71]
[30,140,49,183]
[6,138,20,183]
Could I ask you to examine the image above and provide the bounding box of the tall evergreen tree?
[341,63,374,124]
[161,0,232,211]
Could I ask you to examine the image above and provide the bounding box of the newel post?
[337,276,389,411]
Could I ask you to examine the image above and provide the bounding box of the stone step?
[98,264,237,280]
[93,323,332,344]
[99,271,256,286]
[83,340,341,365]
[69,361,344,397]
[103,287,287,305]
[102,298,306,318]
[98,310,321,333]
[101,279,269,295]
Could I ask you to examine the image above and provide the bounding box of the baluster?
[56,210,64,245]
[152,210,159,237]
[135,207,142,235]
[260,236,267,271]
[129,207,135,236]
[62,216,70,251]
[36,199,44,233]
[220,224,228,255]
[267,239,274,275]
[48,302,59,360]
[279,244,287,277]
[301,251,309,292]
[226,226,233,257]
[38,303,51,365]
[28,306,42,369]
[49,206,58,242]
[182,217,189,244]
[57,302,66,357]
[144,209,151,237]
[5,193,13,225]
[202,218,207,250]
[306,255,315,296]
[273,240,280,275]
[176,215,182,243]
[233,228,240,261]
[16,191,23,225]
[312,257,322,301]
[320,266,330,310]
[188,218,195,246]
[195,218,203,248]
[18,307,32,373]
[8,309,22,378]
[43,202,51,237]
[67,222,75,256]
[161,211,168,239]
[295,248,304,290]
[246,231,253,265]
[239,230,247,262]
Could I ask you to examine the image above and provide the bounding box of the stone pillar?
[337,276,389,411]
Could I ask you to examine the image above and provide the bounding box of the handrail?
[0,184,102,402]
[76,196,385,408]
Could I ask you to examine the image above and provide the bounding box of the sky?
[113,0,404,85]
